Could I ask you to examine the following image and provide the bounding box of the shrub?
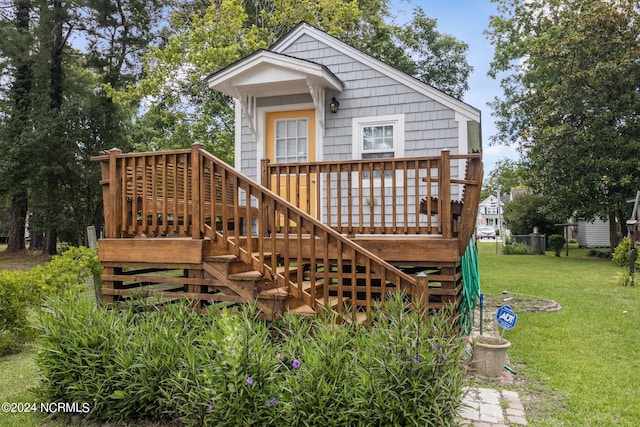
[612,237,640,268]
[502,242,536,255]
[547,234,566,257]
[614,271,637,287]
[36,292,466,426]
[0,246,99,353]
[587,249,610,259]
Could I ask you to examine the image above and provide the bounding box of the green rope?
[460,240,481,335]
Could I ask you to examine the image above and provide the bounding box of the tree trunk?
[6,192,28,251]
[43,230,57,255]
[608,210,620,253]
[29,233,43,251]
[5,0,33,252]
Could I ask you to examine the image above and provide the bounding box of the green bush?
[502,242,536,255]
[36,292,466,426]
[547,234,566,257]
[0,246,100,353]
[612,237,640,268]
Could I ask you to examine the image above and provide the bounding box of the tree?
[113,0,473,163]
[483,158,527,199]
[487,0,640,250]
[0,0,33,251]
[503,193,560,236]
[0,0,168,253]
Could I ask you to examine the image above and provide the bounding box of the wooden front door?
[266,109,317,218]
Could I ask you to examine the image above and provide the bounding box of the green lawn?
[477,242,640,426]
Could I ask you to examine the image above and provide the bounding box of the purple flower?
[207,404,214,411]
[442,354,448,361]
[413,355,422,362]
[264,397,278,407]
[292,359,301,369]
[246,377,254,386]
[434,343,441,352]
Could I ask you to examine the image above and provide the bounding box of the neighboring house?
[577,218,610,248]
[477,194,504,229]
[207,22,481,226]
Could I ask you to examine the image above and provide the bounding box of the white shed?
[577,219,610,248]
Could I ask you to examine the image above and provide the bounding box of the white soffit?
[207,50,343,98]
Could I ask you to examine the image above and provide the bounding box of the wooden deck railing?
[93,144,419,314]
[261,151,482,240]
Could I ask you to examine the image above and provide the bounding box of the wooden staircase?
[93,144,482,322]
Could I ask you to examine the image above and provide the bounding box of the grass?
[477,241,640,426]
[0,347,65,427]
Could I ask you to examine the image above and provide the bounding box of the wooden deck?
[92,144,482,321]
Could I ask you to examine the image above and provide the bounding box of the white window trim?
[352,114,405,187]
[352,114,405,159]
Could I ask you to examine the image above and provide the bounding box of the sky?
[390,0,520,177]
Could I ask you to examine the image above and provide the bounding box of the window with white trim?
[353,115,404,158]
[352,115,405,179]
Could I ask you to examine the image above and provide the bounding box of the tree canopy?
[112,0,473,162]
[486,0,640,248]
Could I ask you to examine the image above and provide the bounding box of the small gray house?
[207,22,482,225]
[93,22,485,321]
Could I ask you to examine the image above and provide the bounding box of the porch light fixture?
[329,97,340,113]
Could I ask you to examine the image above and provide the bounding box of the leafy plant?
[612,237,640,268]
[36,291,466,426]
[547,234,566,257]
[503,242,536,255]
[0,247,99,353]
[614,271,636,287]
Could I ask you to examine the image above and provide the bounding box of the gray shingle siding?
[238,32,467,200]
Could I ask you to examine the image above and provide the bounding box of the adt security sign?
[496,305,518,330]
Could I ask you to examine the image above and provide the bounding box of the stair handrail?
[194,143,417,313]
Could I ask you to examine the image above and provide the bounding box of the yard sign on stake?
[496,305,518,339]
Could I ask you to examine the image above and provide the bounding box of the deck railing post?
[439,150,452,239]
[260,158,272,235]
[191,142,203,239]
[106,148,122,238]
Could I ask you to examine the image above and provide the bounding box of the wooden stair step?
[301,280,324,292]
[258,286,290,300]
[275,265,299,274]
[290,304,315,316]
[251,252,276,258]
[204,254,238,263]
[228,271,263,281]
[316,295,347,309]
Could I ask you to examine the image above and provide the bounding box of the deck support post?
[191,143,203,239]
[415,272,430,318]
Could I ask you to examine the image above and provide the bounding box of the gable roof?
[271,22,481,121]
[207,49,343,98]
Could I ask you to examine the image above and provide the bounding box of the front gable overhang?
[207,49,343,98]
[207,49,343,141]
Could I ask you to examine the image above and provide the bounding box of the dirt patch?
[483,292,561,313]
[0,249,51,271]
